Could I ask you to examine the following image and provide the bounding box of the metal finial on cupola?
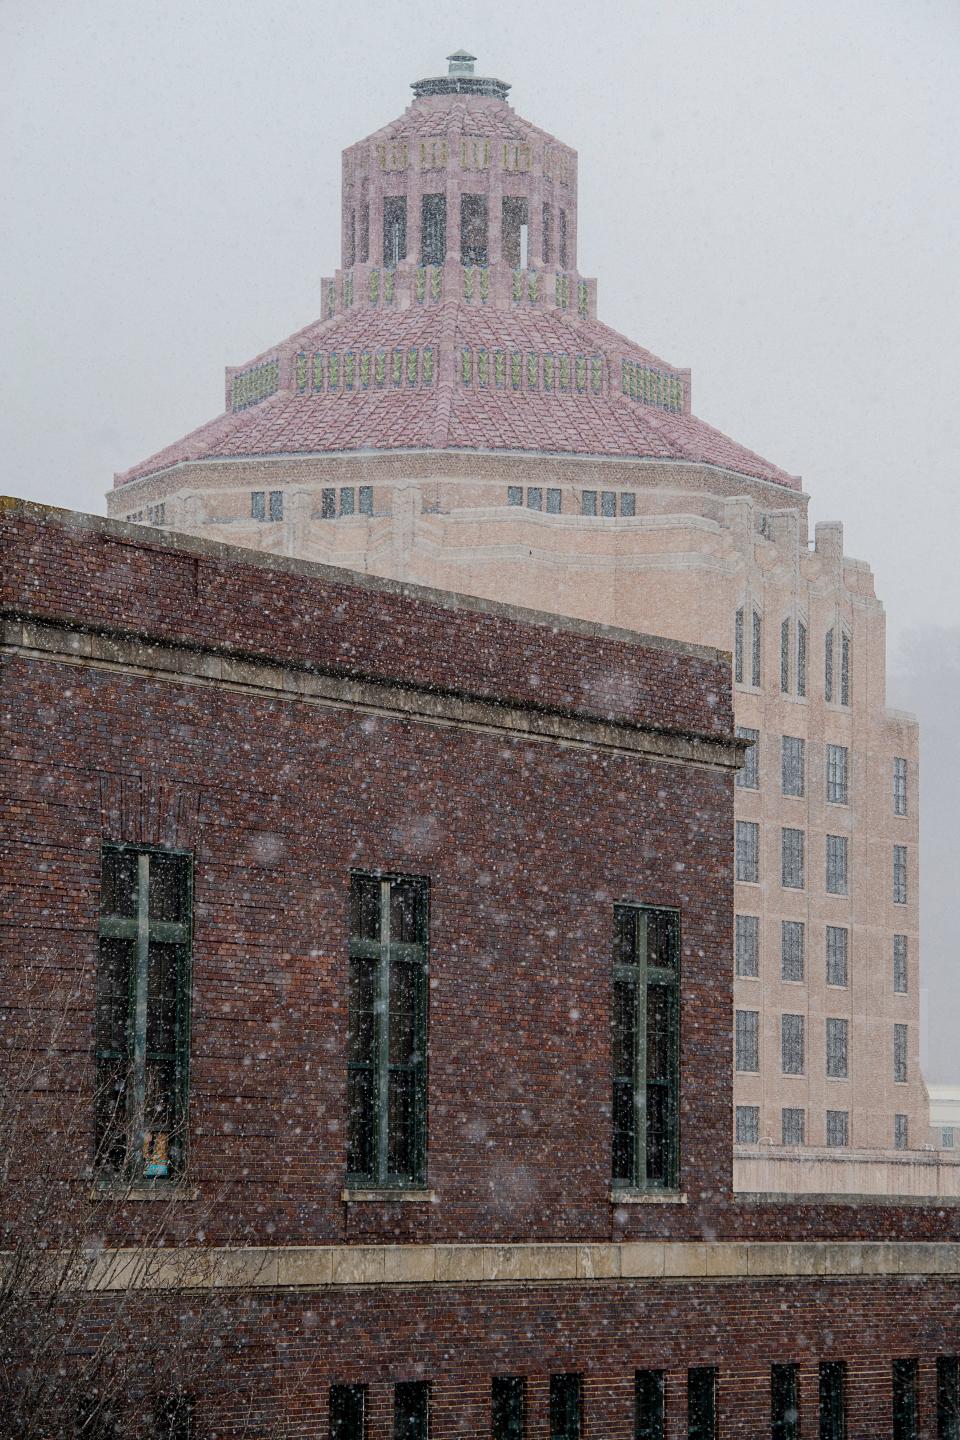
[411,50,511,100]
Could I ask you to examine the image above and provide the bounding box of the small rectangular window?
[825,628,834,704]
[420,193,447,266]
[359,486,374,516]
[781,618,791,693]
[635,1370,665,1440]
[797,621,807,698]
[736,1010,760,1072]
[819,1362,846,1440]
[893,845,908,905]
[752,609,762,688]
[735,608,744,685]
[461,193,488,266]
[330,1385,366,1440]
[893,757,908,815]
[394,1381,429,1440]
[782,1107,805,1145]
[736,728,759,789]
[492,1376,525,1440]
[501,196,529,270]
[621,492,636,517]
[826,836,848,896]
[251,490,266,521]
[893,934,908,992]
[781,1014,805,1076]
[736,821,760,884]
[736,1105,759,1143]
[937,1356,960,1440]
[527,487,543,511]
[687,1368,717,1440]
[781,736,805,797]
[894,1114,909,1150]
[735,915,759,978]
[826,1018,848,1079]
[781,828,805,890]
[892,1358,918,1440]
[542,202,554,265]
[383,196,408,267]
[549,1374,581,1440]
[558,208,568,269]
[771,1364,800,1440]
[340,488,356,517]
[781,921,804,982]
[581,490,597,516]
[894,1023,908,1083]
[826,745,848,805]
[507,486,523,506]
[601,490,617,517]
[942,1127,956,1150]
[611,907,680,1191]
[321,488,336,519]
[268,490,283,522]
[826,927,848,988]
[840,631,851,706]
[358,201,369,264]
[825,1110,849,1148]
[546,488,562,513]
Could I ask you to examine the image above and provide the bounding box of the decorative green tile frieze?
[430,267,442,302]
[369,269,380,304]
[477,348,489,386]
[375,350,386,386]
[359,352,371,388]
[575,355,587,393]
[543,353,555,391]
[479,267,489,303]
[422,346,434,384]
[555,273,570,310]
[590,356,603,394]
[464,267,475,302]
[314,352,325,389]
[343,271,354,307]
[456,347,604,397]
[559,353,571,391]
[620,359,684,414]
[577,280,589,317]
[526,352,538,388]
[326,284,336,318]
[406,347,418,384]
[512,270,523,303]
[528,271,538,303]
[385,269,395,304]
[392,349,404,386]
[415,267,426,303]
[511,351,522,389]
[231,358,281,412]
[295,353,308,394]
[307,345,433,393]
[461,347,473,384]
[494,350,506,388]
[344,351,356,390]
[329,352,341,388]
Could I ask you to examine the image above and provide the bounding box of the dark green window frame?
[612,905,680,1191]
[330,1384,367,1440]
[938,1356,960,1440]
[892,1359,918,1440]
[394,1381,429,1440]
[687,1367,717,1440]
[95,844,193,1182]
[492,1376,526,1440]
[635,1369,665,1440]
[347,873,429,1188]
[818,1362,846,1440]
[771,1364,800,1440]
[549,1374,581,1440]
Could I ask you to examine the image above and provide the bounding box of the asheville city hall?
[4,48,960,1440]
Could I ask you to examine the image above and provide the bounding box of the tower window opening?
[558,208,568,268]
[542,202,553,264]
[383,196,407,268]
[502,196,529,269]
[461,193,488,266]
[358,200,369,264]
[420,194,446,265]
[346,208,356,269]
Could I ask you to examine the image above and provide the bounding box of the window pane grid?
[735,915,759,978]
[736,728,759,789]
[826,927,848,987]
[781,736,805,797]
[826,1018,848,1079]
[781,1014,805,1075]
[736,821,759,883]
[736,1010,759,1073]
[826,835,848,895]
[612,907,679,1191]
[826,744,848,804]
[781,828,805,889]
[781,921,804,982]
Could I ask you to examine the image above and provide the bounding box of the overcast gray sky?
[3,0,958,1077]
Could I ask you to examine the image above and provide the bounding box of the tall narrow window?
[346,208,356,269]
[781,618,791,692]
[736,728,759,789]
[893,757,908,816]
[781,737,805,797]
[581,490,597,516]
[735,1010,760,1073]
[635,1370,665,1440]
[347,874,429,1188]
[826,927,848,988]
[840,631,851,706]
[321,488,336,519]
[358,200,370,264]
[251,490,266,521]
[461,193,488,265]
[752,608,762,687]
[735,1105,759,1143]
[394,1382,429,1440]
[507,486,523,506]
[601,490,617,517]
[781,828,805,890]
[826,745,848,804]
[96,847,192,1180]
[527,487,543,511]
[621,492,636,517]
[420,193,447,265]
[734,608,744,685]
[894,1023,908,1083]
[819,1362,846,1440]
[736,821,760,884]
[492,1377,525,1440]
[268,490,283,522]
[781,1014,805,1076]
[781,921,804,982]
[612,906,680,1191]
[558,208,568,268]
[825,629,834,703]
[735,915,760,978]
[330,1386,367,1440]
[894,1114,909,1150]
[797,621,807,697]
[340,487,356,517]
[826,1018,848,1079]
[893,935,908,993]
[542,202,554,264]
[549,1374,581,1440]
[893,845,908,904]
[892,1359,919,1440]
[687,1368,717,1440]
[826,836,848,896]
[502,196,529,270]
[383,197,408,267]
[546,487,562,513]
[359,486,374,516]
[771,1364,800,1440]
[782,1107,805,1145]
[938,1356,960,1440]
[825,1111,849,1148]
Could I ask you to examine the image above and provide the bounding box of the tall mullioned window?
[394,1383,429,1440]
[549,1374,582,1440]
[826,835,848,895]
[612,906,680,1191]
[734,608,744,684]
[752,608,763,688]
[95,846,193,1180]
[826,744,848,805]
[771,1364,800,1440]
[781,828,805,889]
[781,921,804,982]
[938,1356,960,1440]
[782,1107,805,1145]
[893,845,908,904]
[892,1359,919,1440]
[347,873,429,1188]
[781,1014,805,1076]
[635,1370,665,1440]
[796,621,807,698]
[894,1114,909,1151]
[492,1378,526,1440]
[330,1386,366,1440]
[826,1110,849,1148]
[781,736,805,797]
[688,1368,717,1440]
[893,934,908,993]
[736,728,759,789]
[736,822,759,884]
[819,1362,847,1440]
[781,618,791,693]
[735,915,760,978]
[826,927,849,988]
[826,1018,848,1079]
[825,628,834,703]
[840,630,851,706]
[894,1023,908,1084]
[736,1105,759,1144]
[893,756,908,815]
[736,1010,760,1072]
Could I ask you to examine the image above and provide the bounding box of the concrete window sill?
[88,1183,199,1202]
[610,1189,688,1205]
[341,1188,437,1203]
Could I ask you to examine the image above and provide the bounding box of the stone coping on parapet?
[82,1240,960,1292]
[1,617,743,773]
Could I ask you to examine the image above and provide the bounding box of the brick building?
[3,497,960,1438]
[105,53,953,1195]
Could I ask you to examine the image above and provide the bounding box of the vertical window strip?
[892,1358,919,1440]
[781,921,804,982]
[826,927,848,987]
[635,1370,665,1440]
[780,618,791,692]
[549,1374,582,1440]
[492,1377,525,1440]
[751,608,762,687]
[826,835,848,895]
[736,821,760,883]
[735,1009,760,1072]
[894,1114,909,1150]
[735,914,760,978]
[735,1105,759,1143]
[781,827,805,889]
[826,745,848,804]
[893,845,908,904]
[781,1014,805,1075]
[894,1023,908,1083]
[893,756,908,815]
[734,608,744,685]
[781,736,805,797]
[796,621,807,697]
[825,628,834,703]
[819,1362,846,1439]
[937,1356,960,1440]
[782,1107,805,1145]
[826,1110,849,1147]
[687,1368,717,1440]
[735,728,759,789]
[826,1018,848,1079]
[893,934,908,993]
[840,630,851,706]
[771,1364,800,1440]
